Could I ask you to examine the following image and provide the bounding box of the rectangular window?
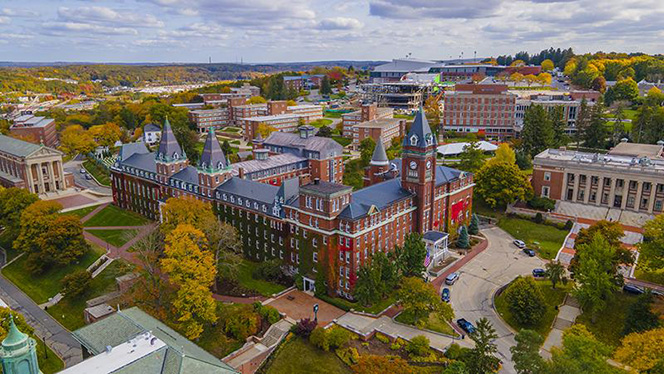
[544,172,551,181]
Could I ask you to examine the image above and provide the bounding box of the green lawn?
[62,205,100,219]
[394,114,415,120]
[87,229,138,247]
[472,198,504,219]
[263,336,351,374]
[309,119,333,128]
[47,260,133,330]
[237,260,287,297]
[497,217,569,259]
[221,126,241,133]
[83,159,111,186]
[495,279,571,336]
[318,294,396,315]
[323,111,343,119]
[83,205,148,227]
[0,230,21,262]
[2,245,105,304]
[395,311,458,336]
[332,136,351,147]
[576,292,639,349]
[36,340,64,374]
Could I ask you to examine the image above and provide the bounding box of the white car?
[80,168,87,174]
[513,240,526,249]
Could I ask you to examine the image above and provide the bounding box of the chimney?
[239,167,245,179]
[361,103,377,121]
[314,178,320,185]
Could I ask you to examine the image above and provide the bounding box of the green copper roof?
[2,316,28,349]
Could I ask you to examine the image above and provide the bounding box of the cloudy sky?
[0,0,662,63]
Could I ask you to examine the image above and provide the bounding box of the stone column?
[58,161,66,190]
[648,182,657,213]
[621,180,629,210]
[36,162,45,194]
[26,163,34,193]
[47,161,56,192]
[562,172,569,201]
[583,175,591,204]
[595,176,604,206]
[608,177,617,208]
[572,173,580,202]
[635,181,644,212]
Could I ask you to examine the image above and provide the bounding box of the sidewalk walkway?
[541,296,581,359]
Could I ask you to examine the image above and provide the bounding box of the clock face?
[426,160,432,169]
[409,161,417,170]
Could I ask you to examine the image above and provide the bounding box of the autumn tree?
[248,96,266,104]
[89,122,123,147]
[128,230,170,318]
[0,187,38,239]
[160,196,217,236]
[540,59,554,72]
[547,325,616,373]
[511,329,545,374]
[490,143,516,165]
[160,224,217,339]
[256,122,277,138]
[573,220,632,274]
[59,124,96,156]
[475,161,533,208]
[397,277,453,327]
[457,141,486,172]
[614,327,664,372]
[638,214,664,280]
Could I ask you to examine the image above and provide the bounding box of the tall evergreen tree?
[320,76,332,95]
[574,98,591,148]
[549,106,569,147]
[583,98,608,149]
[520,105,554,156]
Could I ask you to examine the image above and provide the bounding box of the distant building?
[0,134,74,194]
[442,84,517,138]
[532,142,664,214]
[142,123,161,145]
[370,58,436,83]
[188,108,229,133]
[352,117,406,151]
[9,115,57,147]
[283,75,325,90]
[242,102,323,140]
[637,79,664,96]
[342,103,393,138]
[514,92,594,134]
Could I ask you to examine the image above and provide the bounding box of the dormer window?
[425,134,432,145]
[410,135,418,146]
[217,161,224,169]
[173,152,178,159]
[201,162,206,169]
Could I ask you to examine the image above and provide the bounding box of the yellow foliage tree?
[488,143,516,166]
[524,74,538,86]
[537,73,552,86]
[160,196,217,236]
[510,60,526,67]
[257,122,277,138]
[510,73,524,84]
[89,122,123,147]
[160,224,217,339]
[286,100,297,106]
[614,327,664,372]
[59,125,96,156]
[541,59,554,72]
[248,96,267,104]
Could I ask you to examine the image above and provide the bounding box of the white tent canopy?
[436,141,498,156]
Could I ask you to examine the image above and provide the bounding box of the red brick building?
[443,84,517,138]
[10,115,58,147]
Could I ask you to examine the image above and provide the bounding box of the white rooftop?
[437,141,498,156]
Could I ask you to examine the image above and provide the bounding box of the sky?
[0,0,662,63]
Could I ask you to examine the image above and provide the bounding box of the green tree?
[397,277,453,327]
[359,137,376,166]
[583,98,607,149]
[638,214,664,275]
[545,261,565,289]
[395,233,427,278]
[520,105,554,157]
[320,76,332,95]
[353,251,400,306]
[457,226,470,249]
[61,270,92,298]
[622,292,660,335]
[468,318,499,374]
[475,161,533,208]
[504,276,547,327]
[572,234,621,323]
[443,361,469,374]
[550,106,569,147]
[457,141,486,172]
[316,125,333,137]
[547,325,616,374]
[0,188,38,239]
[511,329,545,374]
[468,214,480,235]
[405,335,430,357]
[574,98,591,148]
[515,150,533,170]
[605,77,639,106]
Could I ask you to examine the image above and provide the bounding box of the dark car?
[623,285,644,295]
[441,288,450,303]
[532,268,546,277]
[85,174,93,180]
[523,248,536,257]
[456,318,476,334]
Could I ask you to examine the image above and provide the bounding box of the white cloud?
[57,6,164,28]
[318,17,363,30]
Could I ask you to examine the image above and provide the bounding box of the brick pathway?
[265,289,345,326]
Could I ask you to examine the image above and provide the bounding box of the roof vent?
[620,138,629,143]
[105,345,113,354]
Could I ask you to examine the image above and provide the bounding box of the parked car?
[623,285,644,295]
[80,168,87,174]
[85,174,93,180]
[456,318,476,334]
[523,248,536,257]
[513,240,526,249]
[445,272,460,285]
[532,268,546,277]
[441,288,450,303]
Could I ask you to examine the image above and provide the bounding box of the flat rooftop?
[300,180,352,196]
[244,113,303,122]
[535,148,664,174]
[354,117,402,129]
[608,142,663,159]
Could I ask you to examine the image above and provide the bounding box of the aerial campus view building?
[110,109,473,296]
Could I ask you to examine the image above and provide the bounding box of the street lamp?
[313,303,319,323]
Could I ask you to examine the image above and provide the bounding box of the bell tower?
[0,315,41,374]
[401,108,437,233]
[364,140,390,186]
[198,127,232,196]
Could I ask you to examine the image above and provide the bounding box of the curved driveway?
[448,226,545,373]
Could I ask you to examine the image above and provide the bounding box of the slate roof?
[199,128,227,171]
[370,140,389,166]
[263,132,343,159]
[389,158,465,187]
[230,153,306,176]
[156,118,185,161]
[143,123,161,133]
[171,166,200,185]
[0,134,41,157]
[300,181,352,197]
[423,231,449,242]
[403,109,436,148]
[339,178,413,220]
[216,177,280,205]
[122,152,157,173]
[72,307,236,374]
[118,142,150,162]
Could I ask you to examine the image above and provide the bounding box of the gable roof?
[216,177,280,205]
[339,178,413,220]
[122,152,157,173]
[0,134,44,157]
[263,132,343,159]
[118,142,150,162]
[143,123,161,133]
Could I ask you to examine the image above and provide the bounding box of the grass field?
[87,229,138,247]
[63,205,100,219]
[576,292,639,349]
[83,159,111,186]
[395,310,458,336]
[494,279,571,337]
[37,340,64,374]
[47,260,133,330]
[333,136,352,147]
[264,336,351,374]
[497,217,568,259]
[83,205,148,227]
[237,260,287,297]
[310,119,333,128]
[2,244,105,304]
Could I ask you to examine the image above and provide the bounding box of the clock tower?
[401,108,437,233]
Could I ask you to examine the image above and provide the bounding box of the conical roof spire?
[199,127,227,172]
[156,117,185,162]
[2,315,28,350]
[403,107,436,148]
[370,139,389,166]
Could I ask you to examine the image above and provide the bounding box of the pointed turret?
[0,314,41,374]
[198,127,227,173]
[403,107,436,148]
[156,117,185,162]
[370,139,389,166]
[2,316,28,351]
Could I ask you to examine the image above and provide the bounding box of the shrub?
[252,259,283,281]
[61,270,92,299]
[223,308,260,340]
[390,343,401,350]
[445,343,462,359]
[527,196,556,211]
[254,303,281,325]
[503,276,547,327]
[295,274,304,290]
[564,220,574,230]
[406,335,430,357]
[292,318,317,337]
[310,327,329,351]
[328,327,351,349]
[534,212,544,224]
[375,332,390,344]
[456,226,470,249]
[336,347,360,366]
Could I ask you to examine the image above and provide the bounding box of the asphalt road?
[64,159,111,194]
[448,226,545,373]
